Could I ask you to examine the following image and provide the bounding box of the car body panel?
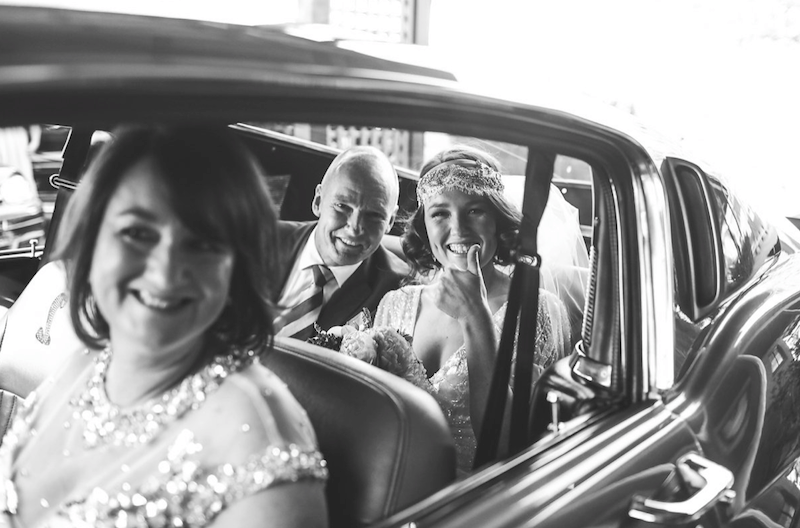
[669,255,800,527]
[375,401,701,527]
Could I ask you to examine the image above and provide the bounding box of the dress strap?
[373,285,423,335]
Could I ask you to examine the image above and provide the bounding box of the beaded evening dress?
[373,284,570,476]
[0,349,327,527]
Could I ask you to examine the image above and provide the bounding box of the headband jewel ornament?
[416,159,504,205]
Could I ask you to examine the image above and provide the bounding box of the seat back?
[264,337,456,528]
[0,389,19,446]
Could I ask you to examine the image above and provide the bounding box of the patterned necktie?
[274,264,334,339]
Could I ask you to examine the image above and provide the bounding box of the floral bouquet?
[307,311,431,391]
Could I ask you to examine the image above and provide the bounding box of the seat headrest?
[264,338,456,528]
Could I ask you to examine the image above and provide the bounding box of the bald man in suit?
[274,146,408,340]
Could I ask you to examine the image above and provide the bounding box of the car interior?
[0,121,602,527]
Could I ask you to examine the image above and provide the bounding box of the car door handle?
[628,453,735,525]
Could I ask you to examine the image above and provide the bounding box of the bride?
[371,146,572,476]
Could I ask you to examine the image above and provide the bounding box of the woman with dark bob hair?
[59,126,278,354]
[0,126,329,527]
[372,145,571,476]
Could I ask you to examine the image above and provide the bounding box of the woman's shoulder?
[381,284,424,308]
[537,288,570,320]
[493,288,570,331]
[375,284,423,329]
[63,362,327,527]
[388,283,423,298]
[196,361,319,463]
[36,346,94,391]
[16,347,95,425]
[538,287,562,306]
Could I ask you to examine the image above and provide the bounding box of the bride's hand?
[432,244,490,322]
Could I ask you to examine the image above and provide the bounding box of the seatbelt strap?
[474,151,554,467]
[508,151,554,453]
[39,128,92,267]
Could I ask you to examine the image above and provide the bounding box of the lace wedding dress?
[373,284,570,476]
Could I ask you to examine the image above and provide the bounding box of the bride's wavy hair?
[402,146,521,277]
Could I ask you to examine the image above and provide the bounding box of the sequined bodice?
[374,284,569,476]
[0,352,327,528]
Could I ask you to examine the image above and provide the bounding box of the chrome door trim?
[632,162,675,396]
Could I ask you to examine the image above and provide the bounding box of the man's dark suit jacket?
[275,221,409,340]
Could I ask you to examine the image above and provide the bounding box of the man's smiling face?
[312,152,397,267]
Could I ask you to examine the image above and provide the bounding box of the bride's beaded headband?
[416,159,504,205]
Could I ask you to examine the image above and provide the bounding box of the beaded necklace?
[69,347,249,449]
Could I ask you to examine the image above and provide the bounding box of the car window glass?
[0,125,61,250]
[245,122,597,468]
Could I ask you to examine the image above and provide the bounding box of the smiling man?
[274,146,408,340]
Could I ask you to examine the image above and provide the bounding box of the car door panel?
[389,401,700,527]
[683,292,800,527]
[530,406,702,528]
[731,462,800,527]
[655,153,800,527]
[672,348,768,503]
[728,293,800,527]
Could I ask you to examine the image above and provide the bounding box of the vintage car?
[2,5,800,528]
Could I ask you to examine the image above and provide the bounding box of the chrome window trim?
[608,178,627,388]
[633,163,675,396]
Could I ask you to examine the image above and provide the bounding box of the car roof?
[6,5,784,200]
[0,7,662,152]
[0,6,456,87]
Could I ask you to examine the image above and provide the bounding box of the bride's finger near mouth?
[466,244,482,276]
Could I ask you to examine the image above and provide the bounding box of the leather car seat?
[0,389,18,446]
[264,337,456,528]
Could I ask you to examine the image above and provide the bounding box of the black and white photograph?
[0,1,799,527]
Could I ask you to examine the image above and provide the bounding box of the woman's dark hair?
[55,125,278,357]
[403,145,521,277]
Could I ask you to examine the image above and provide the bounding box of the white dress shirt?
[276,226,361,312]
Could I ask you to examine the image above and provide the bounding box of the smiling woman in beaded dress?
[0,126,328,527]
[370,146,572,476]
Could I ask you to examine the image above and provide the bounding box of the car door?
[538,157,800,528]
[660,158,800,528]
[479,148,716,528]
[532,157,800,528]
[370,138,722,527]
